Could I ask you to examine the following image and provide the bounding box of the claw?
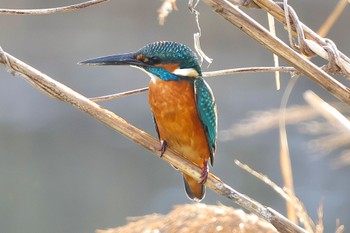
[159,140,167,158]
[199,160,209,184]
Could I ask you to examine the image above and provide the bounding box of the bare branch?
[0,0,109,15]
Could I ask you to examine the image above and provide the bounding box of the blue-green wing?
[194,77,217,166]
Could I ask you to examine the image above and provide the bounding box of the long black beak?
[78,52,144,66]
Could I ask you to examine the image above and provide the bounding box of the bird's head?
[79,41,202,81]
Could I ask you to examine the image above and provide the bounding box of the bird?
[79,41,217,201]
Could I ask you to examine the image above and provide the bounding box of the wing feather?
[194,77,217,166]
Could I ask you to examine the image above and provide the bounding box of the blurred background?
[0,1,350,232]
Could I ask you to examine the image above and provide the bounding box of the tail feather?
[183,174,205,201]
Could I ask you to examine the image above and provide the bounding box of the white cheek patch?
[131,65,199,80]
[172,68,199,78]
[131,65,158,83]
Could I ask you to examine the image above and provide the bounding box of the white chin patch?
[131,65,199,80]
[131,65,158,82]
[172,68,199,78]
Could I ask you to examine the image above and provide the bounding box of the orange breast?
[148,77,210,167]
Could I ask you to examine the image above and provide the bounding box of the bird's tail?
[183,174,205,201]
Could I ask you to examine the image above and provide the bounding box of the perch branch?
[0,0,109,15]
[0,49,307,233]
[201,0,350,106]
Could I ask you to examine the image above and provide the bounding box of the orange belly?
[148,78,210,167]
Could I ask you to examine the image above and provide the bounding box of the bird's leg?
[199,160,209,184]
[159,140,167,158]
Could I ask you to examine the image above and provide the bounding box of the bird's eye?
[137,54,161,65]
[149,56,161,65]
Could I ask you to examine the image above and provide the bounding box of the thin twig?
[0,0,109,15]
[235,160,315,232]
[204,66,296,77]
[189,0,213,65]
[267,13,281,90]
[317,0,348,37]
[88,66,296,102]
[90,87,149,102]
[0,48,307,233]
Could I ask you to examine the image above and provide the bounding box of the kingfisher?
[79,41,217,201]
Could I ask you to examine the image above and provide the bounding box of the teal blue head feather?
[136,41,202,77]
[79,41,202,81]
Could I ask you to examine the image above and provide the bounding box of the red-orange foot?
[159,140,167,158]
[199,160,209,184]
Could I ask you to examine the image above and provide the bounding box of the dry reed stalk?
[267,13,281,90]
[317,0,348,37]
[235,160,315,232]
[97,204,279,233]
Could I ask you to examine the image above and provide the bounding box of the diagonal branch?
[0,49,307,233]
[201,0,350,106]
[251,0,350,71]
